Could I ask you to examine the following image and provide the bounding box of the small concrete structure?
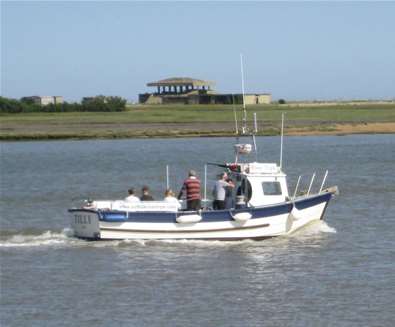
[21,96,64,106]
[139,77,271,105]
[140,77,215,105]
[147,77,214,94]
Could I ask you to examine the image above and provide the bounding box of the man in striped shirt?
[178,170,201,211]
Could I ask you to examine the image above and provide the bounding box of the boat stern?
[69,209,101,239]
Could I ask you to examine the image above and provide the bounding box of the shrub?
[0,96,126,113]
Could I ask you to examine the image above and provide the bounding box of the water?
[1,135,394,326]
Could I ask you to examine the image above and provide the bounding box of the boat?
[68,56,338,241]
[69,161,338,240]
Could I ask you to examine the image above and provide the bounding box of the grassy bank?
[1,103,395,140]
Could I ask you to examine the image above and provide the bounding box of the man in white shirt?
[125,188,140,202]
[212,172,234,210]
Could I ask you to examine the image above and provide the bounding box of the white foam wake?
[0,228,76,248]
[297,220,337,236]
[318,221,337,233]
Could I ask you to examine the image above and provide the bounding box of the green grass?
[1,103,395,140]
[2,103,395,124]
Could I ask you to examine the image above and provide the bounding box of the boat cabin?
[228,162,289,207]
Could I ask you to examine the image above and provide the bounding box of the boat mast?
[240,53,258,160]
[232,94,239,135]
[280,113,285,169]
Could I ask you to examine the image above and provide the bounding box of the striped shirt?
[178,176,201,201]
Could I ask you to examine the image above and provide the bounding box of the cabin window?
[262,182,282,196]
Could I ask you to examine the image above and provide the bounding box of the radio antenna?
[240,53,247,134]
[280,112,285,169]
[232,94,239,135]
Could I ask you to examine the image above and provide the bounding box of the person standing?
[178,170,201,211]
[125,188,140,202]
[225,177,235,209]
[212,172,234,210]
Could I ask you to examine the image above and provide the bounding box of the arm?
[178,182,186,200]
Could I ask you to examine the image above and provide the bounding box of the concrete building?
[139,77,271,105]
[21,96,64,106]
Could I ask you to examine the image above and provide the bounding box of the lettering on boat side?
[74,214,91,225]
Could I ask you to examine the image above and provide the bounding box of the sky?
[1,1,395,102]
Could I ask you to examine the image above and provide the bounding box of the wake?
[0,221,336,248]
[0,229,77,248]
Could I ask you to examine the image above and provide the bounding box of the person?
[140,185,154,201]
[178,170,201,211]
[164,189,181,209]
[224,177,235,209]
[125,188,140,202]
[212,172,234,210]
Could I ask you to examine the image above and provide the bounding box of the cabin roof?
[147,77,214,87]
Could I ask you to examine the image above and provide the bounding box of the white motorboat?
[69,159,338,240]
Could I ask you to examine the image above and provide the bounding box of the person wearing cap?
[125,188,140,202]
[177,170,201,211]
[212,172,234,210]
[140,185,154,201]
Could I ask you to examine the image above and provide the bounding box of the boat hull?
[69,192,334,240]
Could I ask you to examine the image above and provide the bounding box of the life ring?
[176,214,202,224]
[231,211,252,222]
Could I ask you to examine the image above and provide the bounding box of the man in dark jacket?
[140,185,154,201]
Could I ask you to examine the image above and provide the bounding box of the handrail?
[292,175,302,200]
[204,164,207,201]
[319,170,329,193]
[307,172,316,196]
[166,165,169,190]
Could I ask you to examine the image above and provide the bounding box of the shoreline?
[1,122,394,141]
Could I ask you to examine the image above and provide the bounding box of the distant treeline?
[0,96,127,113]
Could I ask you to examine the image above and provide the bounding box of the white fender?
[232,212,252,222]
[176,214,202,224]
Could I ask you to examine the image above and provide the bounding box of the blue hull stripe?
[294,192,332,210]
[69,193,331,224]
[95,202,293,223]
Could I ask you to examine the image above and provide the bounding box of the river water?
[1,135,394,326]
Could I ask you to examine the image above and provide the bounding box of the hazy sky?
[2,1,395,102]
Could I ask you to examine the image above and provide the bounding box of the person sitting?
[164,189,181,209]
[140,185,154,201]
[212,172,234,210]
[125,188,140,202]
[178,170,201,211]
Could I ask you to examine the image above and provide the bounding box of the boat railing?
[292,170,329,200]
[319,170,329,193]
[307,172,316,196]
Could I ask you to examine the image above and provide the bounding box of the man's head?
[188,170,196,177]
[220,172,228,180]
[142,185,150,194]
[128,188,135,195]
